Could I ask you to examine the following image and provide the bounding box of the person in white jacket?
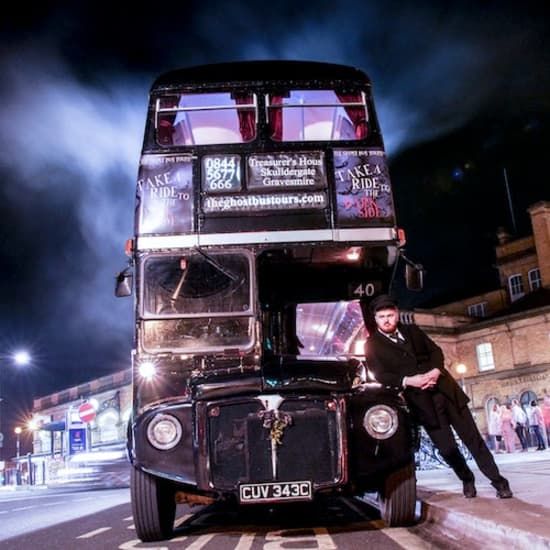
[488,403,503,453]
[511,400,528,451]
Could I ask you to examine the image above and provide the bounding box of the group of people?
[363,294,513,499]
[488,394,550,453]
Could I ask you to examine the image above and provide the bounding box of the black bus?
[117,60,420,542]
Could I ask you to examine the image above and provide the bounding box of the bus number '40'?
[352,283,376,297]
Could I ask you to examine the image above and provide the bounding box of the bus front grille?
[207,397,341,490]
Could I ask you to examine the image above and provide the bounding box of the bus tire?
[131,466,176,542]
[379,462,416,526]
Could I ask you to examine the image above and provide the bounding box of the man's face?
[374,307,399,334]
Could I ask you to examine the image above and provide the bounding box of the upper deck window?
[156,92,257,146]
[267,90,368,142]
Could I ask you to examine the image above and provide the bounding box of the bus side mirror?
[115,268,133,297]
[405,263,424,291]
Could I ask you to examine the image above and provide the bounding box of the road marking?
[186,534,216,549]
[375,524,431,549]
[235,532,255,550]
[119,540,168,549]
[123,515,133,521]
[127,523,135,530]
[265,528,336,550]
[11,506,35,511]
[77,527,112,539]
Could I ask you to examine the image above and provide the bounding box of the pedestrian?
[500,404,517,453]
[511,399,529,451]
[363,294,513,499]
[528,399,547,450]
[488,403,503,453]
[543,389,550,447]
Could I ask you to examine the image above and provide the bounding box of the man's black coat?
[365,323,469,428]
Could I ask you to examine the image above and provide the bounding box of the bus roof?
[152,60,371,91]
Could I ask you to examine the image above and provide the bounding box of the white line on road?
[123,515,133,521]
[186,534,216,549]
[235,532,255,550]
[370,521,431,550]
[77,527,112,539]
[11,506,35,511]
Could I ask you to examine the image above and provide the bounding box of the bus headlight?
[138,361,156,380]
[363,405,398,439]
[146,414,182,450]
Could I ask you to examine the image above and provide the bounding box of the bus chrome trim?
[136,227,396,250]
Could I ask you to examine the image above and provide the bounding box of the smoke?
[0,46,146,381]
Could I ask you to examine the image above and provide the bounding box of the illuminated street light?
[0,349,32,460]
[14,426,22,458]
[12,350,31,367]
[456,363,467,392]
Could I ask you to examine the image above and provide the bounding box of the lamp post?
[0,349,31,460]
[456,363,467,392]
[14,427,22,458]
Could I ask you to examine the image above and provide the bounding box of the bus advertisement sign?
[247,152,326,190]
[333,149,395,225]
[136,155,194,235]
[202,155,242,193]
[202,190,327,213]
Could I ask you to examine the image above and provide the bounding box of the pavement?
[416,448,550,549]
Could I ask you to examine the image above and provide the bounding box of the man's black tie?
[389,332,404,344]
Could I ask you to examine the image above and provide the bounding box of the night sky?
[1,1,549,453]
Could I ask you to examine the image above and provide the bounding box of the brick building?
[419,201,550,436]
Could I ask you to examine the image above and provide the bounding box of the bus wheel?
[379,462,416,526]
[131,466,176,542]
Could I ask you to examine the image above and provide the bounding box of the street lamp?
[13,350,31,367]
[456,363,467,392]
[0,349,31,460]
[14,427,22,458]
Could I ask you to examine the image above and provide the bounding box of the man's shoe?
[492,478,513,498]
[463,480,477,498]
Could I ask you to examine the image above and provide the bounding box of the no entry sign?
[78,402,96,423]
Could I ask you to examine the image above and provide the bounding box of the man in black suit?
[363,294,512,499]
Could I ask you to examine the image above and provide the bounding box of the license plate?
[239,481,312,503]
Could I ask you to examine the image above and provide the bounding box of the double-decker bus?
[117,60,420,542]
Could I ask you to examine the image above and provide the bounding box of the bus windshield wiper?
[194,247,239,282]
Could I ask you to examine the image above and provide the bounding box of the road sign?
[78,402,96,423]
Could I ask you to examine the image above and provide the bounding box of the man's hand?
[404,373,431,388]
[420,368,441,389]
[404,369,441,390]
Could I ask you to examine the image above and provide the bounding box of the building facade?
[420,201,550,439]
